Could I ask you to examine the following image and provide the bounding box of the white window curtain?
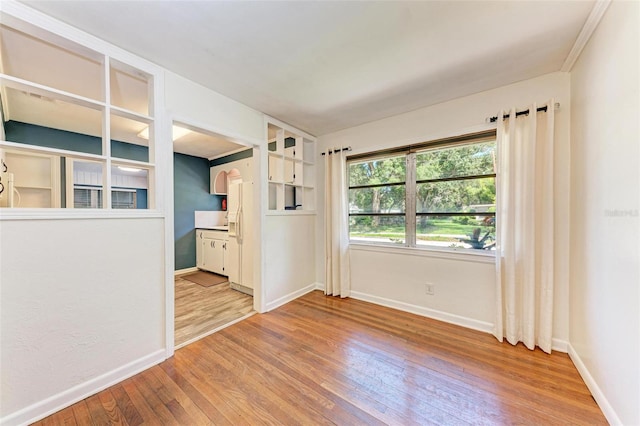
[494,100,555,353]
[324,148,351,297]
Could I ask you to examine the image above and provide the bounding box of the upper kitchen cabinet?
[0,14,161,210]
[266,118,316,212]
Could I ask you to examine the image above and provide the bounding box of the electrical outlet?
[425,283,435,296]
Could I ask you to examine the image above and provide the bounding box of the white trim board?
[0,349,165,426]
[350,291,570,353]
[568,344,622,425]
[349,291,493,334]
[265,283,319,312]
[561,0,612,71]
[174,267,198,276]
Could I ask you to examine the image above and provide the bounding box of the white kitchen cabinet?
[196,229,228,275]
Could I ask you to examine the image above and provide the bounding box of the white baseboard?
[266,283,319,312]
[551,338,569,353]
[174,267,198,276]
[350,291,494,334]
[568,344,621,425]
[1,349,166,426]
[313,282,324,291]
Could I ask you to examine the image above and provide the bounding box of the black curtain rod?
[488,106,547,123]
[488,103,559,123]
[321,146,352,156]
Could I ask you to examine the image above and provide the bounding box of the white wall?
[569,1,640,424]
[0,5,270,425]
[0,218,165,425]
[165,71,264,143]
[264,214,317,310]
[165,70,266,315]
[318,72,571,341]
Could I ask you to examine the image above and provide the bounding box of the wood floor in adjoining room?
[34,290,606,425]
[174,274,253,347]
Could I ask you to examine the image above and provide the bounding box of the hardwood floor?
[34,290,606,425]
[174,274,254,347]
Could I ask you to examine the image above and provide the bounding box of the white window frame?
[347,131,497,257]
[0,4,167,220]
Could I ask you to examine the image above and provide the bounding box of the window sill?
[0,208,164,221]
[349,242,496,264]
[265,210,316,216]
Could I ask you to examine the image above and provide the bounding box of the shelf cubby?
[266,120,316,212]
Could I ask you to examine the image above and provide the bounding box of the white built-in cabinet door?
[196,230,228,275]
[203,238,225,275]
[226,236,239,285]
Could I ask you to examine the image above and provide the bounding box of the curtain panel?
[324,149,351,297]
[494,100,555,353]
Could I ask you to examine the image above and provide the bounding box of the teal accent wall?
[5,121,247,271]
[208,148,253,167]
[176,149,254,270]
[174,152,222,271]
[5,121,149,209]
[267,137,296,152]
[5,120,149,162]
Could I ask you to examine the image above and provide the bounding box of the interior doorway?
[170,120,260,348]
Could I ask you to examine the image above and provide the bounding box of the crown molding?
[561,0,612,72]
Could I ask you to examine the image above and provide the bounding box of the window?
[0,19,156,211]
[348,132,496,251]
[349,154,407,244]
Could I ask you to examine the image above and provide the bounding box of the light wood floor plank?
[174,276,253,346]
[34,290,606,425]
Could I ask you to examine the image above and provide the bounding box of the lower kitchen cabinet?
[196,229,228,275]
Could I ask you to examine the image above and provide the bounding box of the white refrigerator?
[227,181,253,294]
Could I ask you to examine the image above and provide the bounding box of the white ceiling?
[17,1,594,138]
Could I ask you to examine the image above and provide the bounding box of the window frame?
[347,131,497,254]
[0,10,164,218]
[348,152,408,245]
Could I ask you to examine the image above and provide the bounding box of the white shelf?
[109,105,153,124]
[266,121,316,211]
[0,73,106,112]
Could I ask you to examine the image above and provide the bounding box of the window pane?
[416,177,495,213]
[110,59,150,116]
[0,24,103,101]
[111,165,148,209]
[111,190,136,209]
[349,155,405,186]
[0,149,61,208]
[416,215,495,250]
[349,185,405,214]
[71,159,104,209]
[3,86,104,156]
[416,142,495,180]
[110,114,150,162]
[349,215,405,245]
[73,187,102,208]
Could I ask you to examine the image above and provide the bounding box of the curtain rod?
[486,102,560,123]
[321,146,352,156]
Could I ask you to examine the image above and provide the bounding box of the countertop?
[197,226,229,231]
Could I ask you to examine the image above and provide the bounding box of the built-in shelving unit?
[212,170,228,195]
[266,120,316,212]
[0,16,158,210]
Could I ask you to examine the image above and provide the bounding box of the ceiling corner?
[561,0,612,72]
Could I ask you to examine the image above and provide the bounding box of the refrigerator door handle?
[236,206,242,241]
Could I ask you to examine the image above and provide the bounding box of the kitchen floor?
[174,273,254,347]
